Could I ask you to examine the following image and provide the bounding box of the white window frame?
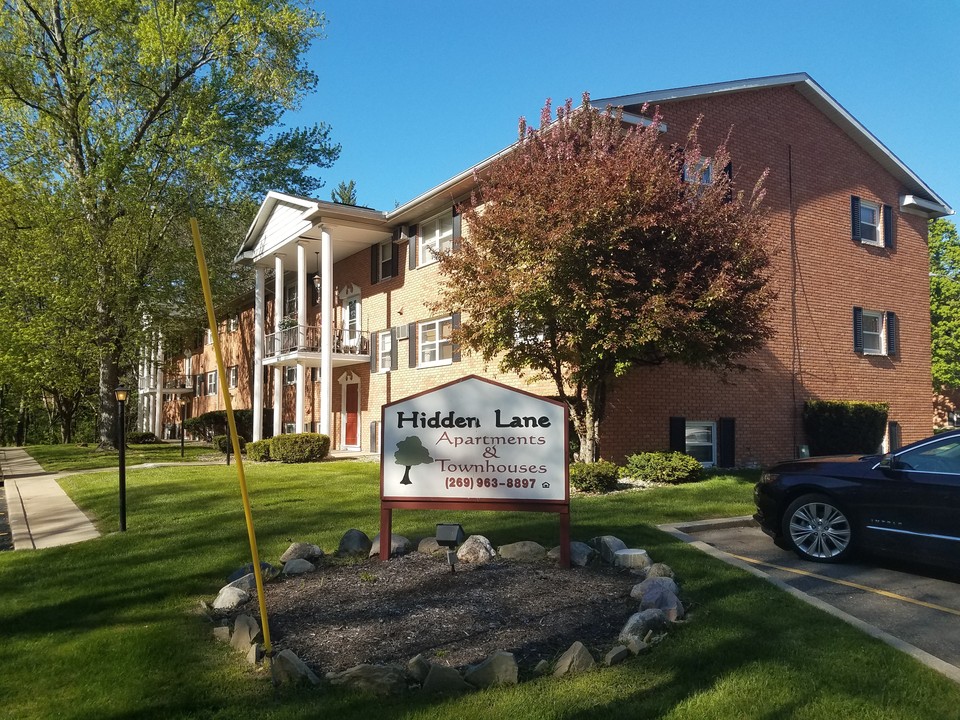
[418,317,454,368]
[228,315,239,333]
[859,199,882,246]
[685,421,716,467]
[418,211,454,266]
[228,365,239,389]
[283,422,296,435]
[284,366,297,385]
[378,330,393,372]
[204,328,213,345]
[206,370,218,396]
[379,241,393,281]
[284,284,297,317]
[861,310,885,355]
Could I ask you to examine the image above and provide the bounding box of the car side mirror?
[878,453,903,472]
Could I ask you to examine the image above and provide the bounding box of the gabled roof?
[593,73,952,217]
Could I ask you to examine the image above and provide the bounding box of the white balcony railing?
[264,324,369,358]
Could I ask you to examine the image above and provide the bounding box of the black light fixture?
[114,385,128,532]
[436,523,465,573]
[313,251,321,291]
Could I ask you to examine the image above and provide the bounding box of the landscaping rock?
[282,558,316,575]
[417,537,443,555]
[587,535,627,564]
[633,577,684,621]
[497,541,546,562]
[212,586,249,611]
[368,533,412,558]
[274,649,321,686]
[550,541,596,566]
[456,535,496,564]
[407,653,431,683]
[618,609,667,647]
[553,641,596,677]
[463,651,519,688]
[212,625,231,642]
[626,638,650,655]
[246,643,263,665]
[645,562,675,579]
[421,664,472,695]
[326,663,406,695]
[614,548,651,570]
[227,561,278,583]
[230,614,261,651]
[533,659,551,676]
[604,645,631,666]
[279,542,324,563]
[226,573,257,593]
[630,576,678,602]
[336,528,372,557]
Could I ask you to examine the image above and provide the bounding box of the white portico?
[235,192,392,444]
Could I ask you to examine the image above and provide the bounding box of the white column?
[320,227,333,436]
[295,243,307,432]
[253,267,265,441]
[153,342,163,436]
[137,351,147,431]
[274,254,284,435]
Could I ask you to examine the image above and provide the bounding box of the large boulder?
[227,561,278,583]
[326,663,406,695]
[463,651,518,688]
[407,653,431,683]
[587,535,627,564]
[230,614,261,651]
[368,533,412,558]
[273,649,320,686]
[498,541,546,562]
[212,586,249,611]
[549,541,596,567]
[226,573,257,593]
[553,641,596,677]
[618,609,668,646]
[282,558,316,575]
[421,664,473,695]
[336,528,372,557]
[645,562,675,579]
[417,537,443,555]
[456,535,496,564]
[630,576,678,601]
[632,577,684,620]
[279,542,324,563]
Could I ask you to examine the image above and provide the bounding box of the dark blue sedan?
[754,430,960,568]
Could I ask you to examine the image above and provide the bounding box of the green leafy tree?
[930,218,960,389]
[437,95,773,461]
[0,0,340,447]
[331,179,358,205]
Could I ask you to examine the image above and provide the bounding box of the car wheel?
[782,493,854,563]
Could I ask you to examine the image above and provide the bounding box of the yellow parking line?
[727,552,960,618]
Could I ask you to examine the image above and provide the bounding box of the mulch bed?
[229,552,640,674]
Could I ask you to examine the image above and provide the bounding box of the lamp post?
[179,398,186,458]
[114,384,128,532]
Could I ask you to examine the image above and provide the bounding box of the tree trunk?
[15,397,27,446]
[97,344,121,450]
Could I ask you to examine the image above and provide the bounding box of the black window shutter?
[886,311,898,356]
[452,209,462,252]
[671,144,685,181]
[669,417,686,453]
[370,245,379,284]
[888,421,902,451]
[717,417,735,468]
[369,334,378,372]
[451,312,462,362]
[851,196,861,241]
[408,224,418,270]
[883,205,895,249]
[408,322,418,367]
[723,162,733,203]
[390,328,398,371]
[853,306,864,353]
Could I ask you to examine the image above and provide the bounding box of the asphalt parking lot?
[660,518,960,683]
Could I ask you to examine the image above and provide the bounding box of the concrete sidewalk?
[1,447,100,550]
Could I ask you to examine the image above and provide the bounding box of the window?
[228,315,239,333]
[379,241,393,280]
[419,317,454,367]
[685,421,716,467]
[228,365,239,389]
[896,436,960,474]
[284,366,297,385]
[194,374,204,397]
[851,196,894,248]
[206,370,217,396]
[379,330,393,372]
[310,367,319,383]
[284,284,297,317]
[204,328,212,345]
[419,211,454,266]
[682,157,712,185]
[853,307,898,356]
[283,422,296,435]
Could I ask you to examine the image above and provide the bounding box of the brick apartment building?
[138,73,952,467]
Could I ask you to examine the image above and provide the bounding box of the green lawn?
[25,441,213,471]
[1,459,958,719]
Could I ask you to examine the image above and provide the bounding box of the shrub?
[127,431,159,444]
[270,433,330,463]
[621,451,704,484]
[184,410,254,441]
[212,434,247,455]
[247,439,272,462]
[803,400,888,455]
[569,460,620,493]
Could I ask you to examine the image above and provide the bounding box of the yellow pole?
[190,217,274,669]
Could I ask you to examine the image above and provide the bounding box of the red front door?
[345,384,359,447]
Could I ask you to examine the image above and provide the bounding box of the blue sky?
[289,0,959,217]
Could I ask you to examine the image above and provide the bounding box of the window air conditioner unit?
[395,324,409,340]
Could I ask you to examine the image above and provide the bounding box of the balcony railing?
[264,324,369,358]
[162,375,194,391]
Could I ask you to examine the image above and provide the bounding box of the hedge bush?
[212,434,247,455]
[569,460,620,493]
[270,433,330,463]
[184,410,254,441]
[127,431,159,444]
[803,400,888,455]
[247,440,272,462]
[621,451,704,484]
